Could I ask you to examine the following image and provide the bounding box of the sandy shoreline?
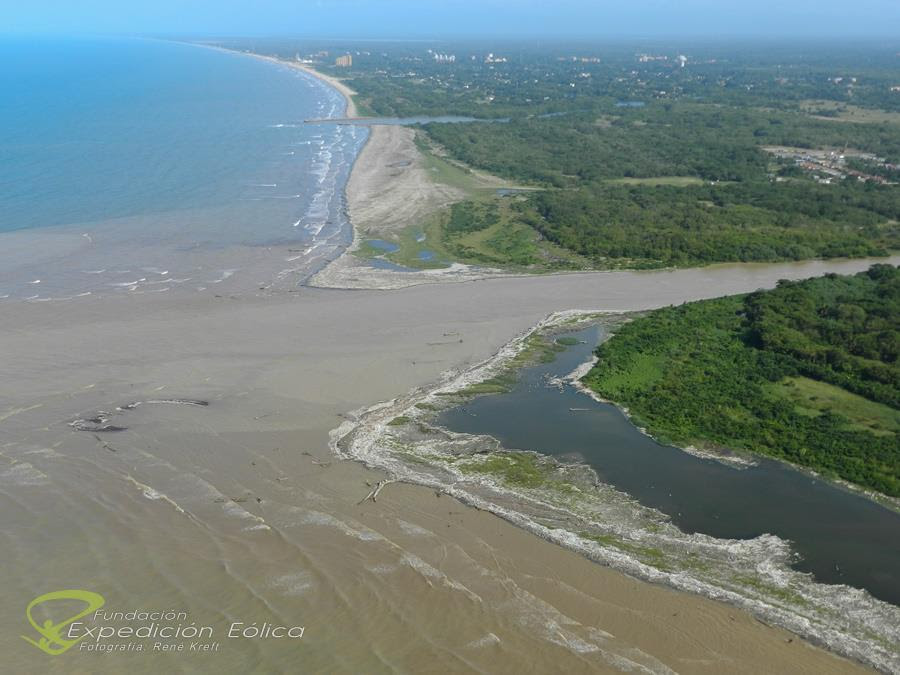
[260,55,359,118]
[309,123,539,290]
[207,44,360,118]
[3,259,895,673]
[310,124,515,289]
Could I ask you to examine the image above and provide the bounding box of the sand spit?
[331,310,900,674]
[309,124,527,290]
[337,125,465,238]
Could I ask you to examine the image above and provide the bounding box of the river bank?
[330,307,900,673]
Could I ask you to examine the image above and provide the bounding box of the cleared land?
[608,176,705,186]
[799,99,900,125]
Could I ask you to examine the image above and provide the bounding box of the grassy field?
[798,100,900,125]
[378,198,594,271]
[414,134,493,193]
[772,376,900,437]
[607,176,705,187]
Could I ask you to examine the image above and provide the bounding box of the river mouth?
[330,310,900,673]
[438,323,900,608]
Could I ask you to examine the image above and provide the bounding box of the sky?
[1,0,898,39]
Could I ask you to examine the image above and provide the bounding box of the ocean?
[0,37,366,299]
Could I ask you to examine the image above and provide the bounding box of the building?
[335,54,352,68]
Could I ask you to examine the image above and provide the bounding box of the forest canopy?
[584,265,900,497]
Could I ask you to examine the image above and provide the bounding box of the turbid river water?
[439,324,900,607]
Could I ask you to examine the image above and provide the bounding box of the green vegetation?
[436,198,574,268]
[729,575,808,606]
[379,137,591,271]
[225,38,899,268]
[458,379,515,396]
[388,416,411,426]
[798,100,900,125]
[237,40,900,118]
[426,106,899,267]
[460,452,550,488]
[460,451,581,498]
[368,198,591,272]
[527,180,897,267]
[355,135,591,271]
[608,176,705,187]
[453,332,570,398]
[772,377,900,437]
[579,532,670,570]
[425,104,900,183]
[583,265,900,496]
[413,134,488,193]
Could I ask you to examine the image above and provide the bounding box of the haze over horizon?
[2,0,899,39]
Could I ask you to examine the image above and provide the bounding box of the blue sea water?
[0,37,366,298]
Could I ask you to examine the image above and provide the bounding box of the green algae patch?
[460,452,549,488]
[579,532,671,571]
[387,416,411,426]
[730,575,809,607]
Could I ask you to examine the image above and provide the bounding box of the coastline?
[200,43,360,118]
[3,42,897,673]
[255,54,360,119]
[1,40,368,303]
[309,124,518,289]
[308,123,543,290]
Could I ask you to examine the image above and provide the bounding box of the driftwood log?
[358,479,395,505]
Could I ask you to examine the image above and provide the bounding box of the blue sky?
[2,0,898,38]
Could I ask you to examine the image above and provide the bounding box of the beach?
[310,124,525,289]
[2,260,893,673]
[236,50,360,118]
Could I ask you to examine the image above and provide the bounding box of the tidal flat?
[4,260,896,673]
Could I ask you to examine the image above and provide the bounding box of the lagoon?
[439,324,900,606]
